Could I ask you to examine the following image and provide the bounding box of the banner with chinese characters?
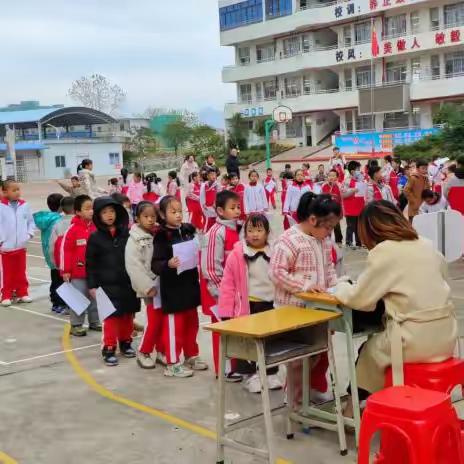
[333,128,440,155]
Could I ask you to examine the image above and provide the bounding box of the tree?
[163,120,192,155]
[68,74,126,115]
[129,127,158,157]
[141,107,199,127]
[189,125,225,158]
[228,113,249,150]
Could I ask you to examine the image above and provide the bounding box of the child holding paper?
[152,195,208,378]
[86,196,141,366]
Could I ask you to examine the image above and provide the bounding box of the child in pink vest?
[127,172,145,215]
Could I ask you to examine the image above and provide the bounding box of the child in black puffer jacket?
[86,196,141,366]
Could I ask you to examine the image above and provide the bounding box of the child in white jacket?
[244,170,268,216]
[125,201,161,369]
[0,180,36,306]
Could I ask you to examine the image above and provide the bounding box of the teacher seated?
[335,200,457,408]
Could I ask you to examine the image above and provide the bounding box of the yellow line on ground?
[0,451,18,464]
[62,324,292,464]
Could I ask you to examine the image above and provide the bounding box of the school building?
[219,0,464,151]
[0,103,126,182]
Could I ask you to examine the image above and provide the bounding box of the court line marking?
[9,305,67,323]
[28,240,42,245]
[0,451,18,464]
[27,254,45,259]
[61,325,293,464]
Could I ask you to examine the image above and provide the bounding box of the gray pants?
[70,279,99,327]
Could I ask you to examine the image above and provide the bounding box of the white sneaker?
[184,356,208,371]
[267,374,283,391]
[164,363,193,378]
[243,373,262,394]
[1,299,12,307]
[136,352,156,369]
[17,296,32,303]
[310,389,334,404]
[156,352,167,366]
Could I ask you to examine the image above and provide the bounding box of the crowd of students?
[0,149,459,400]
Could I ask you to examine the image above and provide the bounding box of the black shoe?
[102,347,118,366]
[89,323,102,332]
[119,341,136,358]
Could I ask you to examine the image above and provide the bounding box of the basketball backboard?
[272,106,293,123]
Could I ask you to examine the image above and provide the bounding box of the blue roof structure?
[0,109,57,125]
[0,142,47,152]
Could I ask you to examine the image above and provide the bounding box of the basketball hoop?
[272,105,293,123]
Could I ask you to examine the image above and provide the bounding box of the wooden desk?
[205,306,347,464]
[296,292,378,444]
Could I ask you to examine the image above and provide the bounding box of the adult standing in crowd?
[226,147,240,178]
[180,154,199,187]
[404,159,430,221]
[77,159,107,200]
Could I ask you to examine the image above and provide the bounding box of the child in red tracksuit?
[321,169,344,245]
[0,180,36,306]
[264,168,277,209]
[200,167,219,233]
[343,161,365,248]
[200,190,242,378]
[152,195,208,378]
[62,195,100,336]
[185,172,204,231]
[229,172,246,224]
[86,196,141,366]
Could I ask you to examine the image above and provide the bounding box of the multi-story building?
[219,0,464,148]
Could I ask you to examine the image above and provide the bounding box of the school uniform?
[329,157,346,182]
[186,182,204,231]
[343,177,365,247]
[264,176,277,209]
[419,196,448,213]
[61,215,99,328]
[0,198,35,301]
[321,181,344,244]
[366,181,396,204]
[152,223,200,365]
[200,181,219,233]
[244,182,268,215]
[282,181,311,230]
[127,181,145,214]
[167,180,181,202]
[229,183,246,222]
[143,183,162,204]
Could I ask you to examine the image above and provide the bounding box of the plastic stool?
[385,357,464,393]
[358,386,464,464]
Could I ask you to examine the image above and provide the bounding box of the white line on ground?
[29,240,42,245]
[3,343,102,366]
[28,276,51,283]
[27,254,45,259]
[8,305,67,323]
[0,361,7,365]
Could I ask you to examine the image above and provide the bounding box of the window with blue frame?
[219,0,263,31]
[265,0,292,19]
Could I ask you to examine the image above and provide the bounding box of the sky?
[0,0,235,126]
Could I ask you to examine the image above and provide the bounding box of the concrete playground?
[0,180,463,464]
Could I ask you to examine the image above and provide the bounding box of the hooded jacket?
[86,197,140,316]
[404,172,431,216]
[33,210,61,269]
[0,198,36,252]
[125,224,158,298]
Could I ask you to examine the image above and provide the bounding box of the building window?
[256,43,275,63]
[302,34,311,53]
[219,0,263,31]
[238,47,251,65]
[344,69,353,90]
[299,0,309,9]
[354,21,371,45]
[410,11,420,34]
[384,112,409,129]
[411,58,421,80]
[283,36,301,57]
[430,7,440,29]
[383,14,407,39]
[239,84,252,103]
[444,2,464,28]
[343,26,352,47]
[303,76,311,94]
[431,55,441,79]
[284,77,301,97]
[263,80,278,100]
[255,83,263,101]
[109,152,120,166]
[385,61,407,83]
[411,107,421,127]
[286,117,303,138]
[356,66,374,88]
[356,114,373,131]
[55,156,66,168]
[266,0,292,20]
[445,51,464,75]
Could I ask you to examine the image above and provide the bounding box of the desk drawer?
[224,335,258,361]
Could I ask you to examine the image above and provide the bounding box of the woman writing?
[336,201,456,413]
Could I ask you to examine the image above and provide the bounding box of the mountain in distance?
[197,107,225,129]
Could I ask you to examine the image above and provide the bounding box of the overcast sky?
[1,0,235,119]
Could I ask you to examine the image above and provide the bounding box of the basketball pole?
[264,119,275,170]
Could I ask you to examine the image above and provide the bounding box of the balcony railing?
[298,0,338,10]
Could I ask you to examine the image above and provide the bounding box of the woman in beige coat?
[336,200,456,403]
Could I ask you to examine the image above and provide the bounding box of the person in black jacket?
[225,148,240,178]
[152,195,208,378]
[86,196,141,366]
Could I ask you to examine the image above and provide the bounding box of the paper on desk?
[173,239,199,275]
[355,182,367,197]
[96,287,117,321]
[265,181,276,193]
[57,282,90,315]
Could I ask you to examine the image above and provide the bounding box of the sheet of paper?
[355,182,367,197]
[96,287,117,321]
[265,181,275,193]
[153,279,161,308]
[210,305,220,321]
[57,282,90,316]
[173,239,199,275]
[313,183,322,194]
